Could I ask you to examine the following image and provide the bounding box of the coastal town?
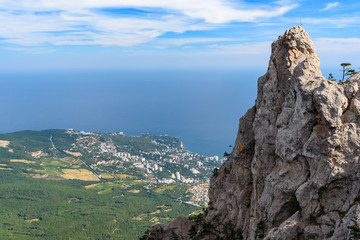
[65,129,225,206]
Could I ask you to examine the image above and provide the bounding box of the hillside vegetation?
[0,129,221,239]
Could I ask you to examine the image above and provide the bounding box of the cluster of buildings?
[185,184,210,206]
[86,136,224,184]
[65,129,226,206]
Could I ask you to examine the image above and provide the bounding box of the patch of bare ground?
[30,151,47,158]
[64,150,82,157]
[61,169,99,181]
[0,140,10,147]
[10,159,35,164]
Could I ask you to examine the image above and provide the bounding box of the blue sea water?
[0,69,261,156]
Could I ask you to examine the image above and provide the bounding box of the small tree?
[328,73,336,81]
[341,63,352,82]
[340,63,358,82]
[224,151,231,159]
[347,69,357,77]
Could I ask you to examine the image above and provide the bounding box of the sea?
[0,69,262,156]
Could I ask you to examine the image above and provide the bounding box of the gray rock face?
[145,26,360,240]
[144,216,193,240]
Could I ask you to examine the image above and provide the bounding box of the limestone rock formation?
[144,26,360,240]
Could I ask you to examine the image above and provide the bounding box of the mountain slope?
[0,129,222,239]
[144,26,360,239]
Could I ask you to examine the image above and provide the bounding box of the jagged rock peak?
[279,26,315,54]
[143,27,360,240]
[271,26,320,72]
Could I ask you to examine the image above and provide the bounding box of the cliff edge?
[143,26,360,240]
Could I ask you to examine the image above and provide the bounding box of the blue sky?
[1,0,360,72]
[1,0,360,154]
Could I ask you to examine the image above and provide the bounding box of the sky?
[0,0,360,73]
[1,0,360,155]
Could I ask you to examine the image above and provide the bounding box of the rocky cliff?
[143,26,360,240]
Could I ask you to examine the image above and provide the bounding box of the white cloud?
[314,38,360,68]
[320,2,339,11]
[301,16,360,28]
[154,38,234,46]
[1,0,298,23]
[0,0,297,47]
[314,38,360,53]
[206,42,270,55]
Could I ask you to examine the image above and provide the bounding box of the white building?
[176,172,181,180]
[190,168,200,174]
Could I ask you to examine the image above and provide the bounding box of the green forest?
[0,171,198,239]
[0,130,205,239]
